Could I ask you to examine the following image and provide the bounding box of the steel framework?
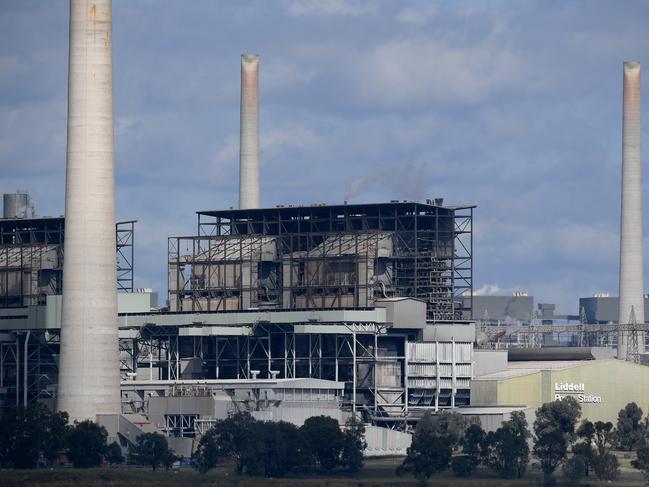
[169,202,473,321]
[0,217,135,308]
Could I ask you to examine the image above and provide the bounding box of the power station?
[0,1,647,457]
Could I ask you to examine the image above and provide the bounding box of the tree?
[67,420,108,468]
[300,416,344,471]
[632,445,649,481]
[461,423,485,473]
[534,397,582,441]
[533,398,582,484]
[590,421,618,481]
[340,417,367,473]
[397,412,452,479]
[276,420,310,473]
[428,410,470,450]
[193,428,220,474]
[573,420,596,476]
[193,414,309,477]
[617,402,644,451]
[0,403,69,468]
[534,428,567,483]
[481,412,529,479]
[131,432,176,471]
[507,411,531,478]
[206,412,263,475]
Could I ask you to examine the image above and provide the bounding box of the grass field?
[0,456,646,487]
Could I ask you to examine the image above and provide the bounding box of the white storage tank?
[3,192,32,219]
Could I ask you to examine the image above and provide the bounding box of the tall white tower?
[618,61,644,359]
[239,54,260,209]
[58,0,120,420]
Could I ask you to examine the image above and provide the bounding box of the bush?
[66,420,108,468]
[561,456,585,486]
[105,442,124,465]
[451,455,473,477]
[632,445,649,480]
[591,452,619,481]
[130,432,176,471]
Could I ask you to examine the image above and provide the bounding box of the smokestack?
[58,0,120,420]
[618,61,644,359]
[239,54,260,209]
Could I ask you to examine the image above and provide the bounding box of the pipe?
[239,54,260,209]
[618,61,644,358]
[23,331,30,406]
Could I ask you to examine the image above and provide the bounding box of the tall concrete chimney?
[239,54,260,209]
[58,0,120,420]
[618,61,644,359]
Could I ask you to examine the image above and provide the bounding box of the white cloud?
[356,37,537,106]
[396,5,437,25]
[284,0,374,17]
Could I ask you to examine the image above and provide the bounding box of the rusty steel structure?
[168,202,474,321]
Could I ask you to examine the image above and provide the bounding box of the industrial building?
[472,348,649,425]
[0,198,477,454]
[580,294,649,324]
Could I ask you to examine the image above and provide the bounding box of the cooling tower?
[618,61,644,359]
[239,54,260,209]
[57,0,120,420]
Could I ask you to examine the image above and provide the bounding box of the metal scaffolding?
[0,217,135,308]
[169,202,474,321]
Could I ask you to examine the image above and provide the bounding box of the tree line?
[398,398,649,485]
[192,412,367,477]
[0,403,178,471]
[6,399,649,484]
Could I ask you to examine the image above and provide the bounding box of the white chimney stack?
[58,0,120,420]
[618,61,644,359]
[239,54,260,209]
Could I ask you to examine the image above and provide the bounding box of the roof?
[197,201,476,219]
[456,406,531,415]
[473,359,608,381]
[473,368,540,381]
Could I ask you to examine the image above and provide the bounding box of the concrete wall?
[375,298,426,329]
[423,323,476,342]
[473,349,508,377]
[364,425,411,457]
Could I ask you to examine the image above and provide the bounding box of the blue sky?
[2,0,649,313]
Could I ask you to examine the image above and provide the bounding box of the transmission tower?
[626,306,640,364]
[578,306,587,347]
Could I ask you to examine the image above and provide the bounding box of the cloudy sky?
[2,0,649,314]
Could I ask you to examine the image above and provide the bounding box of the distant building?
[579,294,649,324]
[463,292,534,324]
